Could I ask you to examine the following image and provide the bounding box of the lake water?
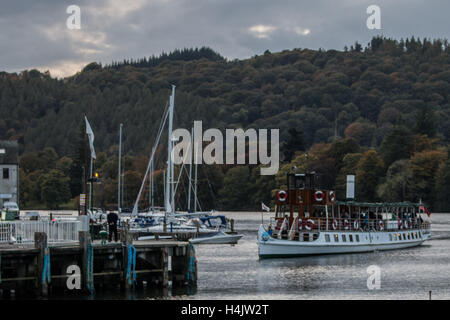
[187,212,450,300]
[32,211,450,300]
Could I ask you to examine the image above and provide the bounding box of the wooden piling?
[34,232,48,296]
[121,222,134,291]
[162,247,169,287]
[79,231,92,293]
[1,232,194,298]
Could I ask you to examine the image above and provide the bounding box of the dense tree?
[376,159,414,202]
[434,149,450,211]
[355,150,385,201]
[283,128,305,162]
[2,37,450,211]
[409,150,447,205]
[40,169,71,209]
[379,125,414,168]
[218,166,251,210]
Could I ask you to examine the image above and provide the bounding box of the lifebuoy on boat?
[353,219,359,230]
[378,220,384,231]
[344,219,349,230]
[329,191,336,202]
[314,191,324,202]
[332,219,338,230]
[277,190,287,202]
[305,219,315,231]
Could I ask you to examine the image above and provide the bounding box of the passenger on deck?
[281,215,289,237]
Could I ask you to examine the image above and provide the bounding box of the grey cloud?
[0,0,449,77]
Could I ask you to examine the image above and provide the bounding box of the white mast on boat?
[193,135,199,213]
[165,85,176,214]
[131,88,171,216]
[187,127,193,212]
[118,123,123,213]
[150,146,155,212]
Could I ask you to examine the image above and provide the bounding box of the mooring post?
[162,247,172,288]
[79,231,93,294]
[161,246,173,297]
[122,222,134,291]
[230,219,235,233]
[34,232,48,297]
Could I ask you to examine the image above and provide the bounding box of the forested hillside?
[1,37,450,211]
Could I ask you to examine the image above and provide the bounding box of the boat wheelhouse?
[258,172,431,258]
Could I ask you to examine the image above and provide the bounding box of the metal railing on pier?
[0,220,81,245]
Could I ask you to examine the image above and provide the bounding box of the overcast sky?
[0,0,449,78]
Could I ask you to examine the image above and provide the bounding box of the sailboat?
[124,86,241,244]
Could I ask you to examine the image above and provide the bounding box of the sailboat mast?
[194,137,198,213]
[163,170,166,209]
[150,146,155,212]
[165,85,176,213]
[118,123,123,213]
[187,127,193,211]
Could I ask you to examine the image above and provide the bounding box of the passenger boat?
[258,172,432,258]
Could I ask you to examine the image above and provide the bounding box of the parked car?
[1,201,20,220]
[23,211,40,221]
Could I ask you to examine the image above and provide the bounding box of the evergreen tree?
[40,169,71,209]
[283,128,305,162]
[68,121,86,198]
[379,125,413,168]
[355,150,385,201]
[415,105,436,137]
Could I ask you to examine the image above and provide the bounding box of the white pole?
[193,138,198,213]
[150,146,154,212]
[166,85,175,214]
[89,157,93,210]
[187,127,193,212]
[163,170,166,209]
[118,123,123,213]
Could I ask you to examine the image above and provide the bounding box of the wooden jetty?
[0,230,197,298]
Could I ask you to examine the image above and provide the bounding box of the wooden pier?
[0,231,197,298]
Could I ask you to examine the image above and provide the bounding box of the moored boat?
[258,172,432,258]
[189,231,243,245]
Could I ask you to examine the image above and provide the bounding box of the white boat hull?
[257,225,429,258]
[189,232,243,245]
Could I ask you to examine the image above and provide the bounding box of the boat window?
[349,234,353,242]
[334,234,339,242]
[415,232,418,238]
[419,231,422,237]
[402,233,406,240]
[389,234,392,241]
[325,234,330,242]
[393,234,397,240]
[407,232,411,240]
[355,234,360,242]
[398,233,402,240]
[342,234,346,242]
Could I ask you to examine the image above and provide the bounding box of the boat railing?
[272,217,425,234]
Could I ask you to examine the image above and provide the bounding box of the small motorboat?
[189,231,243,245]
